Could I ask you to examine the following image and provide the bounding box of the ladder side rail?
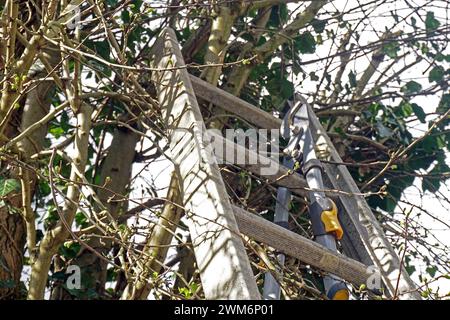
[306,105,421,300]
[151,28,260,300]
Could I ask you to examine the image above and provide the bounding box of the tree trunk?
[0,44,59,299]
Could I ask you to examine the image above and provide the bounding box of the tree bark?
[0,41,60,299]
[28,102,92,300]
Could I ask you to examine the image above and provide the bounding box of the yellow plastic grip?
[332,289,350,300]
[320,200,344,240]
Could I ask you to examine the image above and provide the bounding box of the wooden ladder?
[150,28,421,300]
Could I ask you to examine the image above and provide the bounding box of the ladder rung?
[190,74,281,129]
[209,132,311,197]
[232,205,376,290]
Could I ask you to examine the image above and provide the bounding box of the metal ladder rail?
[150,27,260,299]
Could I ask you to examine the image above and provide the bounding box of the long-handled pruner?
[283,95,349,300]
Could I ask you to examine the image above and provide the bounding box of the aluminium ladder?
[150,27,421,300]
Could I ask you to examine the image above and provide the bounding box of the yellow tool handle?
[320,200,344,240]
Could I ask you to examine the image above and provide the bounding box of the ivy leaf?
[401,80,422,94]
[106,268,117,282]
[266,77,292,99]
[279,4,288,23]
[383,197,397,213]
[312,19,326,33]
[411,103,426,123]
[268,4,288,27]
[106,0,118,6]
[49,126,65,139]
[295,32,316,54]
[121,9,130,24]
[428,66,445,82]
[49,271,67,281]
[0,178,21,198]
[405,265,416,276]
[60,111,71,132]
[45,206,60,225]
[437,94,450,114]
[333,126,346,137]
[129,0,143,14]
[422,176,440,193]
[190,282,199,294]
[86,40,111,61]
[309,72,319,81]
[59,241,81,259]
[178,287,192,298]
[38,180,51,197]
[425,12,440,31]
[382,42,400,58]
[422,163,449,192]
[75,212,89,228]
[399,102,413,117]
[426,266,438,277]
[280,79,293,99]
